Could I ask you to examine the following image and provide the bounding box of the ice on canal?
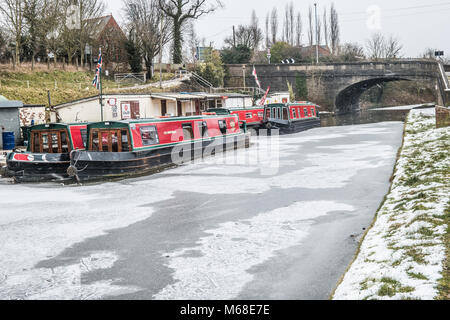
[0,122,404,300]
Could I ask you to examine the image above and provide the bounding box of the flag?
[252,65,261,90]
[92,49,103,90]
[259,86,271,106]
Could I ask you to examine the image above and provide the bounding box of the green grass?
[377,278,415,297]
[0,69,174,105]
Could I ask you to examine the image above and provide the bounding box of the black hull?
[263,118,321,135]
[70,134,251,183]
[3,154,72,183]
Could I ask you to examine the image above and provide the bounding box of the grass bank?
[333,108,449,300]
[0,69,174,105]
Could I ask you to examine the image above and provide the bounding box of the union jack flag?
[92,50,103,90]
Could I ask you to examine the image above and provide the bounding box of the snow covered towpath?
[334,108,449,300]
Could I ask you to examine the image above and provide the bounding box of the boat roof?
[29,123,89,129]
[87,115,237,127]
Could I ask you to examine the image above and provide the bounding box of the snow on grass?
[153,201,355,300]
[334,109,449,300]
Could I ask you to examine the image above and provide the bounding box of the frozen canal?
[0,122,404,300]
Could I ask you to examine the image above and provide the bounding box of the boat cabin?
[208,107,265,127]
[86,115,243,153]
[27,123,87,154]
[264,102,319,122]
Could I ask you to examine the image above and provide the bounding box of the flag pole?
[99,48,104,122]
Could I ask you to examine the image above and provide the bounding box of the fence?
[114,73,147,84]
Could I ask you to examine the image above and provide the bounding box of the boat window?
[246,113,253,119]
[32,132,39,152]
[182,123,194,141]
[283,108,289,120]
[292,109,296,119]
[101,132,109,152]
[304,108,308,117]
[60,131,69,153]
[92,131,99,151]
[266,109,271,120]
[218,120,227,135]
[111,132,119,152]
[312,108,316,117]
[42,133,50,153]
[121,130,130,152]
[140,126,160,146]
[198,121,209,138]
[80,129,87,148]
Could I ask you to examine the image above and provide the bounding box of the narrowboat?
[67,114,250,183]
[208,107,265,128]
[263,102,321,134]
[1,123,88,183]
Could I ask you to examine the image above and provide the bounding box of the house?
[51,93,227,123]
[88,15,128,72]
[299,45,332,58]
[0,96,23,148]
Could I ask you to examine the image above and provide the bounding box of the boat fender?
[67,165,78,177]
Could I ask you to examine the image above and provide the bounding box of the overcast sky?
[106,0,450,59]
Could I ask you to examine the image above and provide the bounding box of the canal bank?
[333,108,449,300]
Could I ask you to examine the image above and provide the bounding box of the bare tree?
[329,3,339,54]
[250,10,262,50]
[422,48,437,59]
[224,23,261,50]
[316,15,322,45]
[24,0,45,70]
[77,0,106,67]
[295,11,302,47]
[270,7,278,44]
[366,33,385,60]
[124,0,171,79]
[323,7,329,48]
[283,4,288,42]
[289,2,294,45]
[307,5,313,47]
[265,13,270,48]
[185,21,199,64]
[339,42,365,61]
[384,35,402,59]
[0,0,25,66]
[158,0,223,64]
[43,0,63,68]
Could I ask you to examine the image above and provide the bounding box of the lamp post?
[267,48,271,64]
[242,65,246,89]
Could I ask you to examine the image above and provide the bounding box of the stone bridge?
[225,60,450,113]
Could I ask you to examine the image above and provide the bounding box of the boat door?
[31,129,70,154]
[90,129,130,152]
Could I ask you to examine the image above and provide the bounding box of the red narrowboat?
[208,107,265,128]
[67,114,250,183]
[263,102,321,134]
[2,123,88,182]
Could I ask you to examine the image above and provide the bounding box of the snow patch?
[154,201,355,300]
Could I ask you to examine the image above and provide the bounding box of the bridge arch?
[335,77,410,114]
